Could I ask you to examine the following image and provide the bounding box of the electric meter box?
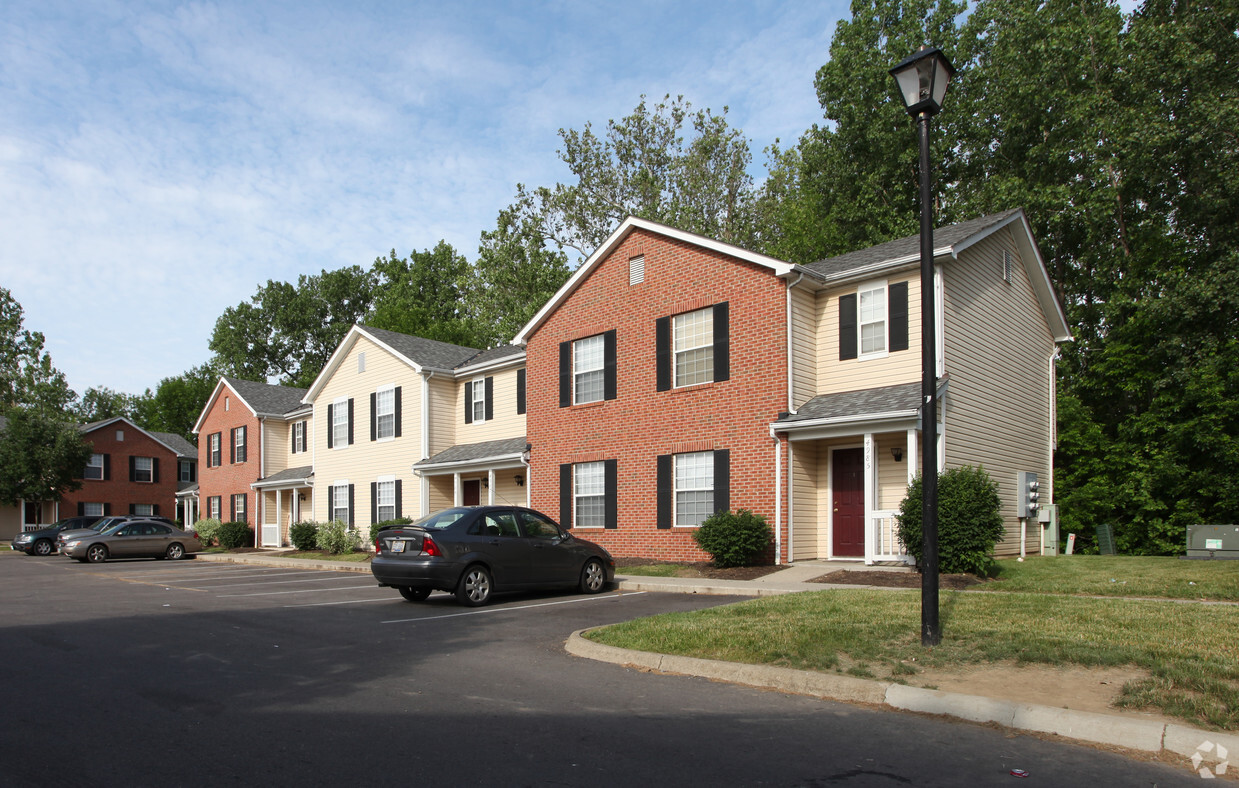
[1186,524,1239,559]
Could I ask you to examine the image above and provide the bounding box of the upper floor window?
[471,378,486,423]
[208,432,222,467]
[291,420,307,453]
[331,398,351,448]
[574,335,605,404]
[84,453,105,480]
[374,386,396,440]
[115,429,124,441]
[859,284,887,356]
[464,378,493,424]
[178,460,194,482]
[839,282,908,361]
[656,304,729,392]
[231,425,247,463]
[132,456,154,483]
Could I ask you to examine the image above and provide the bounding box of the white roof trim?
[192,377,260,434]
[413,453,526,474]
[454,353,525,377]
[303,325,436,403]
[513,216,795,344]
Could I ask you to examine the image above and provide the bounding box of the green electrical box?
[1037,504,1058,556]
[1186,524,1239,559]
[1096,523,1117,555]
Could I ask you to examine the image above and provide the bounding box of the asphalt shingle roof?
[223,377,308,416]
[256,465,314,484]
[414,436,528,467]
[358,325,482,371]
[803,209,1022,280]
[456,344,525,369]
[150,431,197,458]
[778,382,922,424]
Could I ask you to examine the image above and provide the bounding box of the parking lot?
[1,552,1203,787]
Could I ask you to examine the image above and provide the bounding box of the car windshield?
[412,509,469,531]
[90,518,120,531]
[101,522,130,535]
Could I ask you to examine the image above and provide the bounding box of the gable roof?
[513,216,796,345]
[192,377,309,434]
[79,416,197,457]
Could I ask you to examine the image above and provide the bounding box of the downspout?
[771,425,783,565]
[256,416,266,548]
[421,370,433,517]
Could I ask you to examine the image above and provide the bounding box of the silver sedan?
[62,520,203,563]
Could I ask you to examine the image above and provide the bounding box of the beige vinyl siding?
[263,420,292,475]
[455,366,526,444]
[790,285,818,410]
[875,433,912,510]
[490,475,526,508]
[426,376,457,457]
[790,440,818,560]
[941,229,1057,555]
[311,335,424,526]
[817,274,920,395]
[427,475,455,511]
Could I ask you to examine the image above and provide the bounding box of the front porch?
[252,466,313,547]
[414,436,529,514]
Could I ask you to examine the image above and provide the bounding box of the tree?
[367,241,479,347]
[73,386,142,424]
[0,408,93,507]
[515,94,761,261]
[0,287,76,416]
[209,267,374,388]
[132,363,218,442]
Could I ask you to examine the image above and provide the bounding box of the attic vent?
[629,255,645,285]
[1003,250,1013,283]
[358,351,366,373]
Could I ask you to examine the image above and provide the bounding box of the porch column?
[906,429,918,485]
[487,469,495,505]
[275,489,282,546]
[863,433,875,565]
[453,473,461,506]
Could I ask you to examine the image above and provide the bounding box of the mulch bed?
[614,557,789,581]
[810,569,985,590]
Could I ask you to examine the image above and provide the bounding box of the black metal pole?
[918,111,940,646]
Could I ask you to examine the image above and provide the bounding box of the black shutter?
[152,457,160,483]
[103,503,111,516]
[560,464,573,529]
[129,456,136,482]
[77,502,84,516]
[347,399,354,446]
[655,316,672,391]
[603,330,617,400]
[230,428,236,463]
[558,341,571,407]
[327,404,334,448]
[129,504,136,514]
[394,387,402,438]
[395,479,403,519]
[516,369,526,415]
[484,377,494,421]
[327,486,334,519]
[152,504,160,516]
[713,449,731,515]
[839,294,858,360]
[371,482,378,524]
[656,454,672,529]
[464,382,473,423]
[103,454,110,480]
[713,302,730,383]
[190,462,196,482]
[301,420,308,451]
[370,392,377,441]
[890,281,909,352]
[348,484,355,527]
[604,458,618,530]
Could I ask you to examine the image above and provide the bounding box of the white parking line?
[118,567,318,580]
[216,585,378,597]
[202,575,366,589]
[285,597,398,607]
[381,592,644,624]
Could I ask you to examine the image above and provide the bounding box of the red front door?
[832,448,865,557]
[462,479,481,507]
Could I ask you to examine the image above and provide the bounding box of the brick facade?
[526,228,789,560]
[197,384,261,526]
[61,420,181,519]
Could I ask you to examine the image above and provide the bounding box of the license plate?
[391,540,406,553]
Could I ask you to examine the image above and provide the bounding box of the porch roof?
[414,436,528,473]
[252,465,314,489]
[774,382,931,438]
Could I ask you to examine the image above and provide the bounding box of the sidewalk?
[195,552,1236,774]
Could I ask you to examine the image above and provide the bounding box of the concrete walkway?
[193,552,1236,774]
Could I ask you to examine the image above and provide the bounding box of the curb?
[192,552,373,573]
[565,630,1239,766]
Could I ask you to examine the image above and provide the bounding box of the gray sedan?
[61,519,203,563]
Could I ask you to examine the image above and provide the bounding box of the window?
[573,462,606,528]
[292,421,305,453]
[331,482,351,524]
[133,504,153,516]
[375,479,396,522]
[674,452,714,527]
[232,493,247,523]
[133,456,153,483]
[464,378,493,424]
[225,396,230,411]
[83,502,104,517]
[859,284,887,356]
[84,454,104,480]
[231,425,247,463]
[209,432,222,467]
[573,335,605,404]
[374,386,395,440]
[520,510,562,539]
[471,378,486,423]
[178,460,194,482]
[209,496,221,520]
[656,304,729,392]
[332,398,349,448]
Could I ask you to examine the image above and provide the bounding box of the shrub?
[692,509,773,568]
[897,465,1005,576]
[370,517,412,544]
[289,521,321,551]
[316,519,358,555]
[216,521,254,549]
[193,518,222,547]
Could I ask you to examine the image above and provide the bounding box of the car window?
[152,525,172,535]
[482,512,519,538]
[519,511,563,540]
[413,509,469,531]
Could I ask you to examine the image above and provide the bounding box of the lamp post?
[889,46,954,647]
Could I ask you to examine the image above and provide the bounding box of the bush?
[316,519,358,555]
[193,518,222,547]
[289,521,321,551]
[897,465,1005,575]
[370,517,412,544]
[692,509,773,568]
[217,521,254,549]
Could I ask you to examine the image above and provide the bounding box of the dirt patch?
[614,557,788,581]
[811,569,984,590]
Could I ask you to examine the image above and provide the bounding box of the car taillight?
[374,537,383,553]
[421,536,441,557]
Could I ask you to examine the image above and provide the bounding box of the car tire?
[166,543,185,560]
[33,539,54,556]
[398,586,431,602]
[579,558,606,594]
[86,544,108,563]
[455,565,493,607]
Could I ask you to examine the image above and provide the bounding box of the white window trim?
[332,480,350,524]
[134,456,154,483]
[232,493,246,522]
[179,460,193,482]
[375,384,396,442]
[471,378,486,424]
[673,451,714,528]
[292,421,304,453]
[133,503,154,517]
[573,461,606,529]
[332,397,349,449]
[573,335,605,405]
[209,433,221,467]
[376,475,396,523]
[234,425,246,460]
[672,307,715,388]
[857,279,889,361]
[83,502,104,517]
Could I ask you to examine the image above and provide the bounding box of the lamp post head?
[890,46,955,117]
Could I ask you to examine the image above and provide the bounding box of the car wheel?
[166,543,185,560]
[398,586,431,602]
[455,565,493,607]
[579,558,606,594]
[86,544,108,563]
[33,539,54,556]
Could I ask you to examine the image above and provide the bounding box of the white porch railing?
[261,522,280,547]
[868,509,913,565]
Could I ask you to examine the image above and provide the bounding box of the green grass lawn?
[985,555,1239,601]
[279,550,371,563]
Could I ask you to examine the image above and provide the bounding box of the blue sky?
[1,1,847,398]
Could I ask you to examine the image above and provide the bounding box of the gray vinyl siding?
[942,229,1057,555]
